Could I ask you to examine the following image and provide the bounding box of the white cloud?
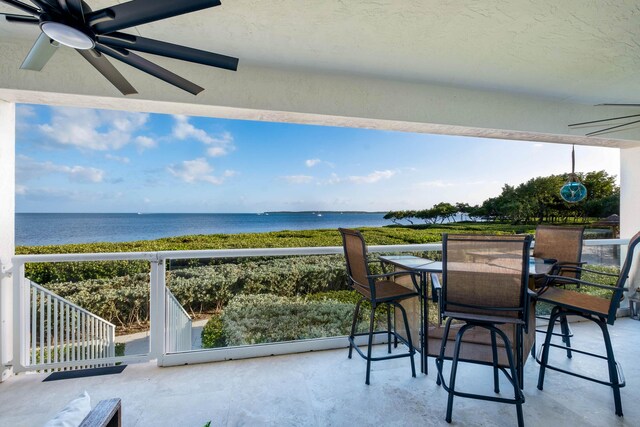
[135,136,156,150]
[17,105,36,118]
[17,155,105,183]
[38,107,149,151]
[15,185,27,195]
[105,154,130,164]
[346,170,395,184]
[305,159,321,167]
[223,170,238,177]
[172,115,235,157]
[415,180,456,188]
[282,175,314,184]
[167,157,233,185]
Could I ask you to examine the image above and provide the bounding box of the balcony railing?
[26,280,115,372]
[10,238,629,372]
[165,287,192,353]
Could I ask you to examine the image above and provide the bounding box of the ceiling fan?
[569,104,640,137]
[0,0,239,95]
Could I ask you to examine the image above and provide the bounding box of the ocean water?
[15,212,389,246]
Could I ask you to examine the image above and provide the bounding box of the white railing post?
[11,262,27,372]
[149,258,166,363]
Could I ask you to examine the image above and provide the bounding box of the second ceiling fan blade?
[90,0,221,34]
[20,33,59,71]
[596,103,640,107]
[97,32,238,71]
[94,43,204,95]
[2,12,39,23]
[58,0,85,21]
[77,49,137,95]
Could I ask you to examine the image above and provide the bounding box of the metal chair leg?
[396,302,416,378]
[560,315,572,359]
[537,307,562,391]
[348,298,363,359]
[365,304,376,385]
[436,317,454,387]
[596,316,623,417]
[494,326,524,427]
[445,324,472,423]
[387,303,392,354]
[491,330,500,393]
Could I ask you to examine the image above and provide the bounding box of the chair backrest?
[607,230,640,324]
[338,228,373,298]
[442,234,533,323]
[533,225,585,278]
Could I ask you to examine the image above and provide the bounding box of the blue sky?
[15,104,620,213]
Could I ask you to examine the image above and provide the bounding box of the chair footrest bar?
[348,336,415,362]
[436,359,524,405]
[534,316,574,337]
[536,345,626,388]
[538,342,608,360]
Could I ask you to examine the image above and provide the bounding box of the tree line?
[384,170,619,225]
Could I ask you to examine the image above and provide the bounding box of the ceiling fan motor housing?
[39,14,95,50]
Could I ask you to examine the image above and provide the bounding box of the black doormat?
[43,365,127,382]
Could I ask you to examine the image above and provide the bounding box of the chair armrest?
[541,275,628,293]
[554,263,619,278]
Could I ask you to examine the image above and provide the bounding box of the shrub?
[221,294,361,346]
[47,274,150,328]
[201,313,225,348]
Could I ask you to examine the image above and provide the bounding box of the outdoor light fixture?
[40,21,94,50]
[560,145,587,203]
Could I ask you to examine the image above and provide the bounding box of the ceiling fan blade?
[57,0,84,22]
[585,118,640,137]
[97,32,238,71]
[0,0,40,15]
[569,113,640,127]
[2,12,39,23]
[20,33,59,71]
[90,0,221,34]
[94,43,204,95]
[29,0,58,10]
[596,103,640,107]
[77,49,137,95]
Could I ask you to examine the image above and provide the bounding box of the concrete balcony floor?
[1,318,639,426]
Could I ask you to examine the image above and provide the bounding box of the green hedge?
[18,224,531,285]
[45,255,351,328]
[221,294,361,346]
[201,290,392,348]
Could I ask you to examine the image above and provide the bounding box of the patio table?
[378,255,554,374]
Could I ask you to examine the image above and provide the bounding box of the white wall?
[0,101,15,382]
[620,146,640,295]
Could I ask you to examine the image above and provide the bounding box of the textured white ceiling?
[1,0,639,104]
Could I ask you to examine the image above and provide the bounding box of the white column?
[620,146,640,297]
[0,101,16,382]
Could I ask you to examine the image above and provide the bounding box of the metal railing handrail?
[11,238,629,265]
[28,280,116,328]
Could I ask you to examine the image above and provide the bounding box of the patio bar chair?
[532,225,586,358]
[338,228,418,385]
[536,230,640,417]
[436,233,533,427]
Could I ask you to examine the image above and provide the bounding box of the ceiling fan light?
[41,22,94,50]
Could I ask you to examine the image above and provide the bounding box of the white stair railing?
[165,288,192,353]
[28,280,116,372]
